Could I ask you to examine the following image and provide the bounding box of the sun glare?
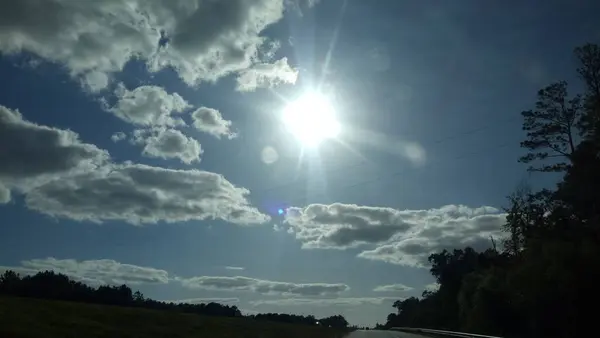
[282,92,341,147]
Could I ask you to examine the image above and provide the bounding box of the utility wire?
[273,141,513,207]
[258,115,520,196]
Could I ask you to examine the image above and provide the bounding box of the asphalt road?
[343,330,429,338]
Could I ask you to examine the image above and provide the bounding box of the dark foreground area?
[345,330,426,338]
[0,296,349,338]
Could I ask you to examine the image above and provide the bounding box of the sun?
[282,92,341,147]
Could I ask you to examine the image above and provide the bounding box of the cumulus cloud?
[373,283,413,293]
[191,107,235,139]
[0,258,169,285]
[358,208,506,268]
[132,128,202,164]
[108,84,190,126]
[82,71,110,93]
[359,235,499,268]
[250,297,397,307]
[111,132,127,142]
[25,163,270,225]
[0,0,157,90]
[148,0,285,86]
[0,0,288,90]
[0,105,108,195]
[1,104,265,227]
[166,297,240,304]
[424,282,440,292]
[285,203,506,267]
[178,275,349,296]
[236,57,298,91]
[284,203,413,249]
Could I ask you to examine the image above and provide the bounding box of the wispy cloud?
[165,297,239,304]
[0,258,169,286]
[373,283,414,293]
[224,266,245,271]
[250,297,399,307]
[177,275,349,297]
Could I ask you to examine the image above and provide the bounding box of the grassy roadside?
[0,296,350,338]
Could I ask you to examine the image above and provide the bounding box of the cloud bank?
[178,275,349,296]
[250,297,397,307]
[1,105,268,226]
[0,0,290,90]
[0,258,169,285]
[285,203,506,267]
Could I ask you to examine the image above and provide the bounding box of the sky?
[0,0,599,327]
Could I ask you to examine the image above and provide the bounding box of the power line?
[425,116,519,146]
[257,115,520,195]
[269,141,513,207]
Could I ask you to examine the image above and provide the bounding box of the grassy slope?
[0,296,349,338]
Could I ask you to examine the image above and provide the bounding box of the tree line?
[383,43,600,338]
[0,270,348,328]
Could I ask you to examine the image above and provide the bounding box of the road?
[343,330,429,338]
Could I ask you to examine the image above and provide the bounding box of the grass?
[0,296,350,338]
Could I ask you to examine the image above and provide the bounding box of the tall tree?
[575,43,600,140]
[519,81,582,172]
[502,186,551,255]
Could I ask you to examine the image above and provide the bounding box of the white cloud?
[358,208,506,268]
[0,105,108,196]
[132,128,202,164]
[166,297,240,304]
[178,275,349,296]
[148,0,286,86]
[0,0,288,90]
[424,282,440,292]
[241,308,260,315]
[111,132,127,142]
[0,258,169,285]
[224,266,245,271]
[25,163,270,225]
[236,57,298,91]
[284,203,413,249]
[373,283,413,293]
[191,107,235,139]
[250,297,398,307]
[285,203,506,267]
[0,0,158,90]
[1,105,265,227]
[81,71,110,93]
[108,84,191,127]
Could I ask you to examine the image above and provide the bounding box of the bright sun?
[282,92,341,147]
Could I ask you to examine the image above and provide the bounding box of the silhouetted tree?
[0,271,250,323]
[575,43,600,139]
[318,315,349,328]
[519,81,582,172]
[382,43,600,338]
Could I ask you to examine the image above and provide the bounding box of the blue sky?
[0,0,599,326]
